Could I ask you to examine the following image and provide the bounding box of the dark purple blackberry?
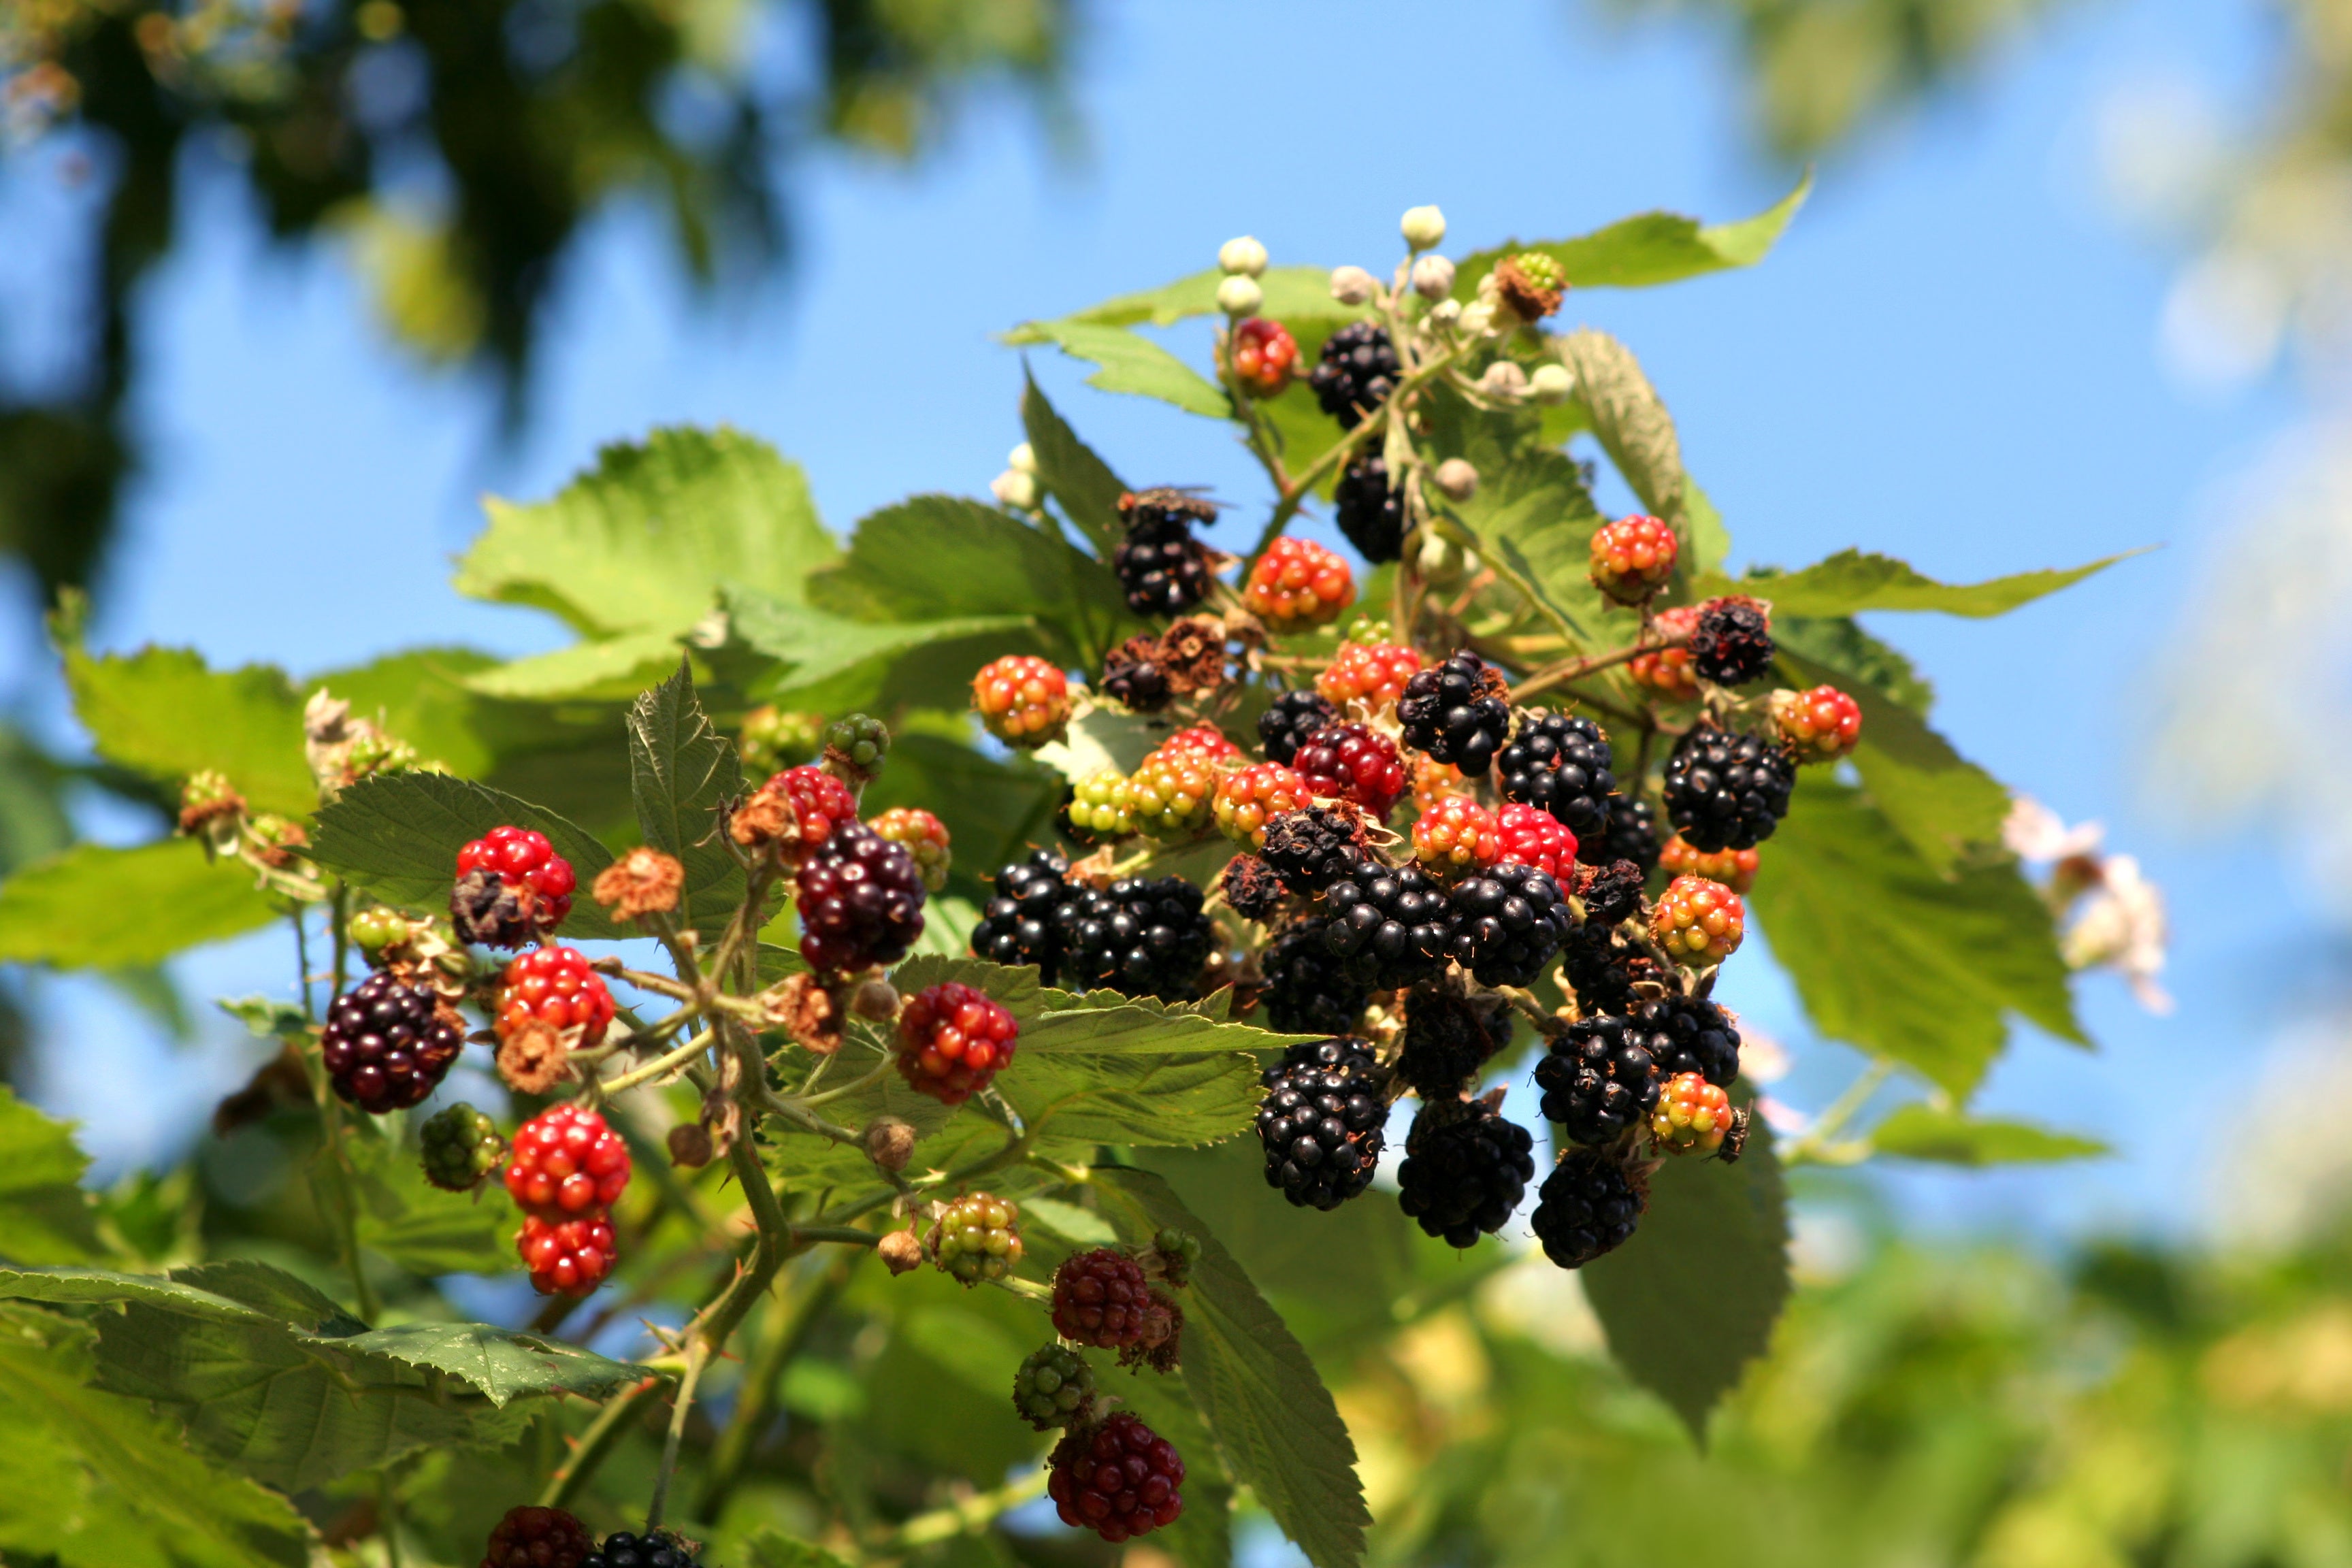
[1556,922,1660,1015]
[1443,863,1571,987]
[1690,596,1774,687]
[1497,712,1616,838]
[1634,994,1741,1087]
[1309,321,1402,429]
[1397,651,1512,777]
[797,824,928,974]
[1256,1037,1388,1209]
[1395,984,1505,1098]
[1575,796,1660,873]
[1573,859,1646,926]
[1258,689,1337,766]
[1531,1147,1647,1268]
[1333,455,1405,564]
[1260,806,1366,896]
[584,1531,700,1568]
[321,970,465,1114]
[1260,919,1374,1037]
[1058,875,1215,1000]
[1395,1098,1536,1248]
[1323,858,1454,989]
[1100,636,1171,712]
[971,849,1078,983]
[1535,1014,1660,1145]
[1114,534,1213,617]
[1220,854,1288,924]
[1662,725,1797,853]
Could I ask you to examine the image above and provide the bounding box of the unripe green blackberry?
[348,905,408,956]
[738,704,823,775]
[1013,1343,1097,1431]
[932,1192,1023,1285]
[419,1102,504,1192]
[1152,1228,1201,1286]
[822,712,890,781]
[1066,769,1137,840]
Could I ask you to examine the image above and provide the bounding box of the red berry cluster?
[896,981,1019,1105]
[1495,802,1578,879]
[1050,1247,1158,1348]
[1771,683,1864,762]
[494,944,615,1047]
[772,765,859,864]
[1244,537,1354,630]
[1215,763,1308,846]
[1659,835,1759,894]
[1588,513,1679,603]
[1413,795,1501,874]
[1161,723,1242,764]
[1049,1413,1186,1543]
[505,1104,632,1294]
[480,1505,593,1568]
[1228,316,1298,397]
[972,655,1072,746]
[1293,721,1407,819]
[1316,640,1422,710]
[1627,605,1702,701]
[453,825,576,946]
[1652,874,1746,963]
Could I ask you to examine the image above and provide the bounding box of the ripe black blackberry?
[1535,1014,1661,1145]
[321,970,465,1113]
[1662,725,1797,853]
[1443,863,1572,986]
[1634,994,1741,1087]
[1100,636,1172,712]
[1396,1098,1536,1247]
[797,824,928,973]
[1573,858,1647,926]
[1556,921,1661,1015]
[1309,321,1402,429]
[1531,1147,1647,1268]
[1395,984,1505,1097]
[1334,455,1405,564]
[1576,796,1661,873]
[1497,712,1616,838]
[1260,919,1375,1037]
[1260,806,1366,895]
[1058,876,1215,1000]
[970,849,1078,983]
[1323,858,1454,988]
[1397,651,1512,776]
[1113,491,1215,617]
[1258,689,1336,765]
[1257,1037,1388,1209]
[1690,595,1774,686]
[583,1531,700,1568]
[1220,854,1288,924]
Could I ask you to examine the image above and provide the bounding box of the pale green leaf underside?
[0,840,280,970]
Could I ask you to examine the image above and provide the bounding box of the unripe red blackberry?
[1051,1247,1158,1348]
[1651,1071,1734,1154]
[1159,723,1241,764]
[1124,747,1220,840]
[1056,876,1215,1001]
[1628,605,1702,701]
[1575,796,1661,874]
[1653,875,1746,963]
[1659,834,1759,894]
[1689,595,1774,687]
[972,655,1073,746]
[1396,984,1504,1098]
[1497,711,1616,839]
[1257,1037,1388,1209]
[1771,684,1864,763]
[896,981,1018,1105]
[517,1211,618,1296]
[1220,853,1288,924]
[1396,1098,1537,1248]
[321,970,465,1113]
[1663,724,1796,852]
[1334,455,1406,564]
[796,823,928,975]
[1261,806,1368,896]
[1048,1411,1186,1543]
[1317,640,1423,711]
[1537,1014,1661,1145]
[506,1104,632,1219]
[932,1192,1022,1285]
[1294,721,1406,819]
[453,825,576,946]
[1413,795,1502,874]
[1113,489,1216,617]
[1309,321,1401,428]
[495,945,615,1048]
[1258,689,1338,766]
[420,1102,503,1193]
[970,849,1078,982]
[1494,802,1578,878]
[1214,763,1308,847]
[1244,537,1354,630]
[1398,651,1512,776]
[732,764,860,866]
[1588,514,1679,603]
[1259,918,1373,1037]
[1531,1147,1647,1269]
[1228,316,1298,397]
[1324,858,1454,988]
[868,805,952,892]
[482,1505,594,1568]
[1443,862,1571,986]
[1013,1343,1097,1431]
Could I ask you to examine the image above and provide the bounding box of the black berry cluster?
[1398,651,1512,776]
[972,849,1077,981]
[1556,921,1658,1015]
[1396,1098,1536,1248]
[321,970,465,1113]
[1574,859,1648,926]
[1635,994,1742,1086]
[1394,985,1503,1098]
[1323,858,1453,988]
[1220,853,1289,924]
[796,823,928,973]
[1257,1038,1388,1210]
[1576,796,1661,872]
[1259,919,1374,1038]
[1309,321,1402,429]
[1497,712,1616,838]
[1060,876,1215,1000]
[1690,596,1774,686]
[1261,806,1367,895]
[1101,636,1172,711]
[1663,725,1796,852]
[1113,491,1215,617]
[1443,862,1571,986]
[1531,1147,1647,1268]
[583,1532,700,1568]
[1258,689,1337,766]
[1536,1015,1661,1146]
[1334,455,1405,563]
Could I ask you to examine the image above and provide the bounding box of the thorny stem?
[539,1376,662,1509]
[1509,631,1682,705]
[642,1337,709,1535]
[596,1028,718,1097]
[293,907,316,1024]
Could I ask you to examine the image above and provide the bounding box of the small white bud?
[1418,531,1458,578]
[1460,301,1499,337]
[1410,254,1456,299]
[1433,458,1480,501]
[1529,363,1575,404]
[1218,235,1269,277]
[1401,205,1447,250]
[1007,442,1037,474]
[1477,361,1529,398]
[991,468,1040,510]
[1328,265,1378,306]
[1428,298,1462,327]
[1215,274,1263,317]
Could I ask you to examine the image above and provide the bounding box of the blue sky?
[1,0,2316,1238]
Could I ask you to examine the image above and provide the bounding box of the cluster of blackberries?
[1309,322,1402,429]
[1398,651,1514,776]
[970,851,1213,1000]
[1334,455,1405,563]
[1499,712,1616,839]
[1663,724,1796,852]
[1113,489,1215,617]
[1257,1038,1388,1210]
[1258,689,1336,765]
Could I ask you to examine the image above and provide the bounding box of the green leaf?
[461,628,691,702]
[1093,1167,1369,1568]
[728,588,1034,706]
[1683,481,1732,579]
[308,770,623,940]
[1868,1105,2108,1165]
[0,1086,103,1264]
[742,1528,860,1568]
[338,1320,644,1406]
[1000,1043,1261,1148]
[1772,616,1933,715]
[1004,323,1228,419]
[1691,547,2136,619]
[1581,1120,1791,1441]
[1746,780,2083,1099]
[1032,702,1174,784]
[1452,175,1810,294]
[626,661,745,930]
[1423,393,1612,646]
[346,1133,509,1276]
[455,425,836,636]
[1022,368,1130,558]
[0,840,280,969]
[1556,328,1686,527]
[1009,265,1343,335]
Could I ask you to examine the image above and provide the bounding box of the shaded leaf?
[0,1085,103,1264]
[346,1134,509,1276]
[0,840,280,969]
[340,1321,643,1406]
[1022,368,1130,558]
[626,661,745,930]
[1695,548,2135,619]
[1557,329,1686,527]
[743,1528,860,1568]
[1452,175,1810,293]
[1869,1105,2108,1166]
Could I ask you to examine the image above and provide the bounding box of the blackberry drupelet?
[1260,806,1367,895]
[321,970,464,1113]
[1058,876,1215,1000]
[1576,796,1661,872]
[1260,919,1375,1038]
[1443,863,1572,986]
[1100,635,1172,711]
[1113,491,1216,617]
[1396,1098,1537,1247]
[1662,725,1797,853]
[1334,455,1406,563]
[1256,1038,1388,1209]
[1395,984,1505,1098]
[1497,711,1616,838]
[1309,321,1403,428]
[1535,1014,1661,1145]
[1220,854,1289,923]
[1323,858,1454,988]
[970,849,1077,982]
[1531,1147,1647,1268]
[1397,651,1512,776]
[583,1532,701,1568]
[1634,994,1742,1087]
[1689,595,1774,686]
[796,824,928,974]
[1257,689,1337,765]
[1294,721,1407,819]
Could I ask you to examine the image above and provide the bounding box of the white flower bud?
[1410,254,1456,299]
[1215,274,1263,317]
[1529,363,1574,404]
[1329,265,1378,306]
[1477,361,1529,398]
[1433,458,1480,501]
[1459,301,1498,337]
[991,468,1040,510]
[1218,235,1269,277]
[1401,205,1447,250]
[1007,442,1037,474]
[1428,298,1462,327]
